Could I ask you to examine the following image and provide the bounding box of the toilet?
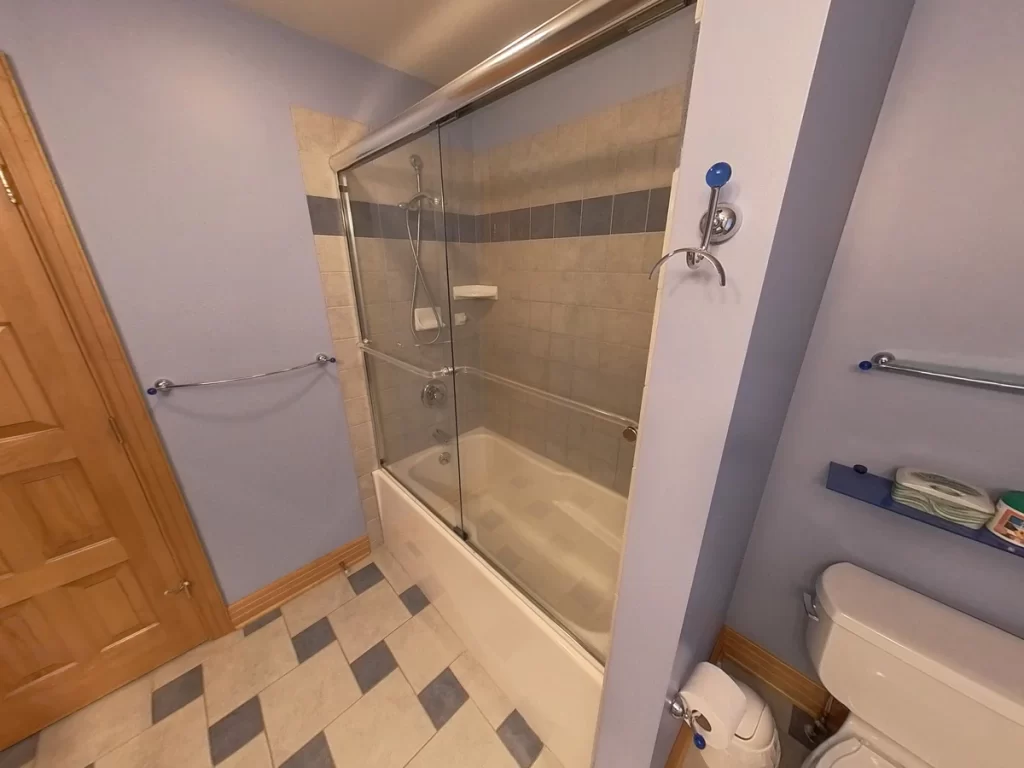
[802,563,1024,768]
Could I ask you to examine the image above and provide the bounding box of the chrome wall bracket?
[649,162,740,286]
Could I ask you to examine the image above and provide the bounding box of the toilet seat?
[811,738,899,768]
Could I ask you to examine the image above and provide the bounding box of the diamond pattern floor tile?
[350,641,399,694]
[324,671,435,768]
[208,696,264,766]
[260,643,359,765]
[151,665,203,724]
[497,711,544,768]
[291,617,337,664]
[278,731,335,768]
[417,668,469,730]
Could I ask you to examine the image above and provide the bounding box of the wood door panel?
[0,597,75,698]
[68,563,157,649]
[2,459,110,560]
[0,116,207,743]
[0,322,56,429]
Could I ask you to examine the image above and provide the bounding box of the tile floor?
[1,549,563,768]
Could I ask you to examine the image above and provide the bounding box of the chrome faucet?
[431,428,452,445]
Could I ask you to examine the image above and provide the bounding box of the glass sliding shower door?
[341,131,464,531]
[341,2,693,665]
[437,12,691,661]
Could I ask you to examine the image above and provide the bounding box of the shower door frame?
[338,125,468,536]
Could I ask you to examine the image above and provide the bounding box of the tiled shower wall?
[447,84,685,493]
[300,82,686,499]
[291,107,384,545]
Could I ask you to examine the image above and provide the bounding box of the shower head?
[410,154,423,171]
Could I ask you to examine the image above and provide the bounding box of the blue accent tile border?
[326,186,672,242]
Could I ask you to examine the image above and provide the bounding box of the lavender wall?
[728,0,1024,677]
[0,0,432,602]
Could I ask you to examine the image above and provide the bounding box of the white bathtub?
[375,430,619,768]
[386,426,627,660]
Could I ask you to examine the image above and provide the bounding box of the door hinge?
[0,161,19,205]
[164,580,192,599]
[108,415,125,446]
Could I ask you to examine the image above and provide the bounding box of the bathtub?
[386,426,628,660]
[377,428,624,768]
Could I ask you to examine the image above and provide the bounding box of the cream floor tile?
[217,734,273,768]
[324,671,435,768]
[406,702,518,768]
[533,748,566,768]
[281,574,356,636]
[371,547,414,594]
[260,642,361,765]
[385,606,464,692]
[150,630,244,690]
[35,676,152,768]
[95,699,210,768]
[450,652,514,729]
[204,617,298,723]
[328,580,410,661]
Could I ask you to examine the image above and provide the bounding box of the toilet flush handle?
[803,591,820,622]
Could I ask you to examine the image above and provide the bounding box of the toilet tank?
[806,563,1024,768]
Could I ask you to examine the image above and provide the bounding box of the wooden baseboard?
[227,535,370,628]
[664,626,845,768]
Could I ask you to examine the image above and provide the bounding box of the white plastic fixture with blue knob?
[648,161,740,286]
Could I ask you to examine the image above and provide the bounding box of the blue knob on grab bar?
[705,162,732,188]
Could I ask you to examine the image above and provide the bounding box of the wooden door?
[0,78,216,747]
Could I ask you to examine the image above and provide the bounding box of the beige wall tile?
[36,676,152,768]
[333,338,362,370]
[260,643,360,765]
[281,573,356,636]
[362,495,380,523]
[345,396,372,428]
[328,306,359,340]
[315,235,350,272]
[204,618,298,723]
[299,148,339,198]
[322,272,355,306]
[324,671,435,768]
[94,699,209,768]
[340,366,370,400]
[357,472,376,500]
[353,446,378,476]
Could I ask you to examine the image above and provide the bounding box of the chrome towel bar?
[147,354,336,395]
[858,352,1024,395]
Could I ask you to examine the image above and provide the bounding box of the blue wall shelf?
[825,463,1023,560]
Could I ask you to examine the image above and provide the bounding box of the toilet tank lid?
[817,563,1024,727]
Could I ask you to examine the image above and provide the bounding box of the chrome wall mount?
[649,162,739,286]
[147,354,335,395]
[858,352,1024,395]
